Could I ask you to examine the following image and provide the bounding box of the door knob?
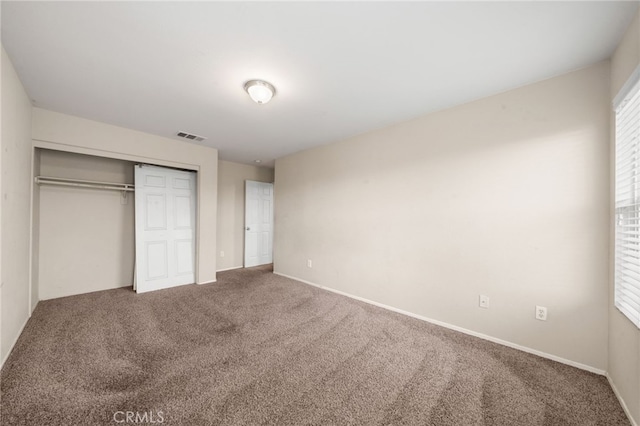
[246,227,250,231]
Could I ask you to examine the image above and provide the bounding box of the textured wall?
[1,47,33,365]
[275,62,611,371]
[217,160,274,271]
[609,9,640,425]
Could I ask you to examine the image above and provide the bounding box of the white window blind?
[615,65,640,329]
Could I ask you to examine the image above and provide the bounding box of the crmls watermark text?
[113,411,165,423]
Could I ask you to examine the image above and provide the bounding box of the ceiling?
[2,1,638,168]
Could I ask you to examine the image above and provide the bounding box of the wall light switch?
[479,295,490,309]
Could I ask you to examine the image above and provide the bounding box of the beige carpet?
[1,265,630,425]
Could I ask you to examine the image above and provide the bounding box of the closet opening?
[33,148,199,300]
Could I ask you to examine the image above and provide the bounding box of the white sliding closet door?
[135,165,196,293]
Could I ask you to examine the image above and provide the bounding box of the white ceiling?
[2,1,638,168]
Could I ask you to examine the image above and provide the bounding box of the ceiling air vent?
[176,131,207,142]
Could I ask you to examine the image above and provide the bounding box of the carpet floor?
[1,265,630,425]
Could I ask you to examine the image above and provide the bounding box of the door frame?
[244,180,274,267]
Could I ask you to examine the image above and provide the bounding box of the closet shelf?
[35,176,135,192]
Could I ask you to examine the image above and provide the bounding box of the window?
[615,65,640,329]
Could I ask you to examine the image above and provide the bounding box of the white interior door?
[245,180,273,267]
[135,165,196,293]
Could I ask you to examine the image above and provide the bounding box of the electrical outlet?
[220,251,225,258]
[536,306,547,321]
[307,259,313,268]
[479,295,490,309]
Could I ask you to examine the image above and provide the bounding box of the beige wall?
[38,150,136,300]
[217,160,274,271]
[609,9,640,425]
[1,47,33,365]
[31,108,218,285]
[275,61,611,371]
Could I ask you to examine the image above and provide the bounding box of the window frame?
[614,64,640,329]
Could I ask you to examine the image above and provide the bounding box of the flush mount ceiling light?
[244,80,276,104]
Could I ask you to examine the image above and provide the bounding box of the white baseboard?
[197,280,217,285]
[1,315,30,370]
[607,373,638,426]
[274,271,605,376]
[216,266,243,273]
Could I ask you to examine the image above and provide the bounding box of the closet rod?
[35,176,135,192]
